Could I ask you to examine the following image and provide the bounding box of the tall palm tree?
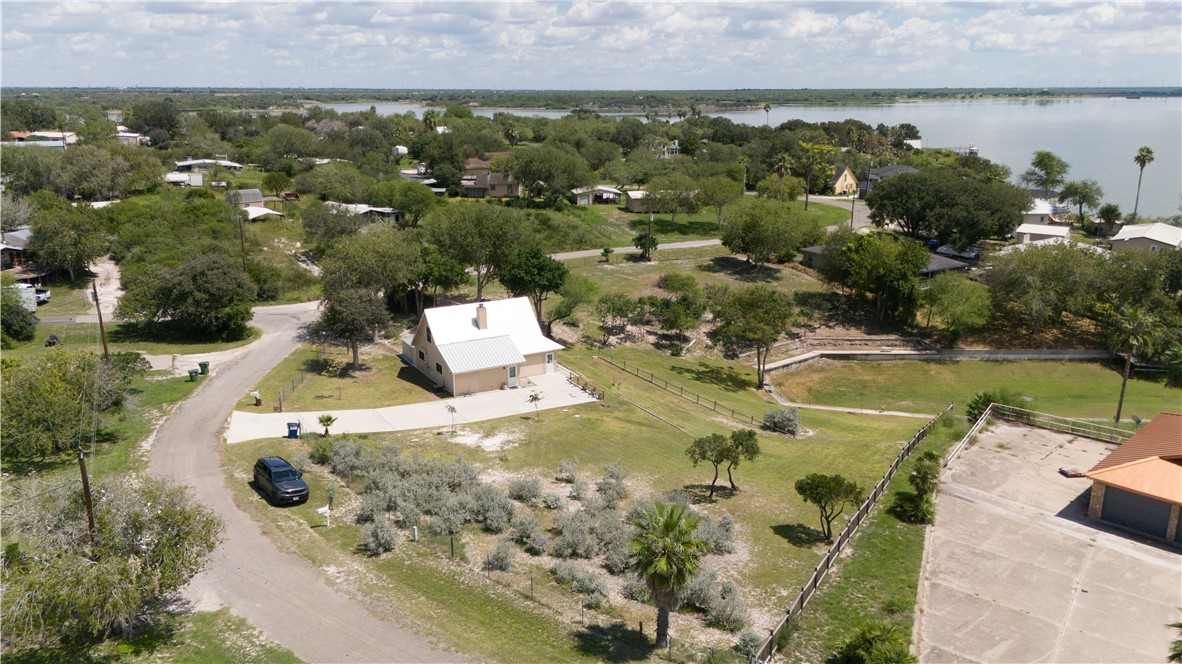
[421,109,440,133]
[763,103,771,127]
[1107,307,1160,422]
[1132,146,1154,218]
[628,503,709,649]
[771,152,792,199]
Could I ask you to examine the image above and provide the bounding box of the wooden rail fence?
[597,353,763,428]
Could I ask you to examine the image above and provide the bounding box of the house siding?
[1113,237,1175,251]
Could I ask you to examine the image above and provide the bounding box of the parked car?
[34,288,51,304]
[253,456,309,505]
[44,334,60,347]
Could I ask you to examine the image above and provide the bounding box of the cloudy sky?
[2,2,1179,89]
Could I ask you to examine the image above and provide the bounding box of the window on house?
[418,350,425,361]
[427,329,432,343]
[436,363,442,374]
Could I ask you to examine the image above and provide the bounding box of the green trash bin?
[188,369,200,382]
[198,361,209,375]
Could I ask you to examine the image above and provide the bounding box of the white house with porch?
[403,297,563,395]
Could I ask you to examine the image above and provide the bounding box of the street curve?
[148,301,460,663]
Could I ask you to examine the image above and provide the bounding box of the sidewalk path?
[765,384,937,419]
[226,371,598,444]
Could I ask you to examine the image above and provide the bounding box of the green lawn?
[1,322,260,362]
[241,344,443,412]
[1,608,303,664]
[225,343,935,658]
[781,420,965,663]
[32,277,94,316]
[773,359,1181,420]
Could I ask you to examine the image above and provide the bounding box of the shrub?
[288,452,312,475]
[551,561,579,586]
[557,458,579,483]
[510,512,549,555]
[465,485,515,533]
[706,581,750,631]
[965,388,1021,422]
[658,272,698,294]
[397,501,422,529]
[570,479,589,501]
[734,629,764,658]
[330,438,367,479]
[584,590,606,609]
[507,477,542,505]
[889,492,936,525]
[763,407,800,434]
[695,514,736,554]
[429,497,466,535]
[622,576,651,603]
[833,621,916,664]
[597,464,628,508]
[541,492,564,510]
[683,568,719,610]
[551,511,599,559]
[361,516,398,556]
[309,437,335,464]
[483,540,515,572]
[355,492,387,524]
[602,539,634,575]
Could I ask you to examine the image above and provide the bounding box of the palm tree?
[421,109,440,133]
[1168,620,1182,663]
[528,390,543,420]
[1132,146,1154,218]
[318,414,338,437]
[628,503,709,649]
[1107,307,1160,422]
[771,152,792,200]
[763,103,771,127]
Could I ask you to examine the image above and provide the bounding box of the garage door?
[1101,486,1171,539]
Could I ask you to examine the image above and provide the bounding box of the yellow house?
[830,166,858,196]
[405,297,563,395]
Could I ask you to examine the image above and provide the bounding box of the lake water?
[317,98,1180,218]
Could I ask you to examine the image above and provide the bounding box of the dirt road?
[148,301,459,663]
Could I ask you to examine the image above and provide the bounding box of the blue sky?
[2,2,1179,89]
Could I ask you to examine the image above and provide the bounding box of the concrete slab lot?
[916,423,1181,663]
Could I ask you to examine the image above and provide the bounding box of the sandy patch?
[447,428,520,451]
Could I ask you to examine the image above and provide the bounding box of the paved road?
[802,195,873,231]
[148,301,459,663]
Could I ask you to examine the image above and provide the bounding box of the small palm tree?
[445,403,458,432]
[628,503,709,649]
[1168,620,1182,663]
[528,391,543,421]
[763,102,771,127]
[1132,146,1154,218]
[318,414,338,437]
[1107,307,1160,422]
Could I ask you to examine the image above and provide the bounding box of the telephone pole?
[91,281,109,361]
[78,449,98,547]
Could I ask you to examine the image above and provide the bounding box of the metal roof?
[421,297,563,357]
[1015,223,1069,237]
[1111,223,1182,248]
[436,336,525,374]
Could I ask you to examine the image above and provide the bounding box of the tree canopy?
[794,473,864,541]
[426,202,532,300]
[710,284,795,386]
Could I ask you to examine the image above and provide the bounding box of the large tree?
[1019,150,1070,197]
[794,473,864,541]
[2,475,221,645]
[319,222,423,300]
[720,198,806,268]
[983,243,1105,333]
[366,179,440,228]
[867,169,1029,248]
[315,288,389,369]
[115,252,257,340]
[628,503,709,649]
[427,202,532,300]
[1059,180,1103,228]
[794,141,837,210]
[843,233,929,322]
[1,277,38,343]
[646,172,700,223]
[502,144,592,198]
[28,203,107,282]
[1132,146,1154,218]
[541,272,599,338]
[710,284,795,386]
[697,174,743,229]
[922,273,993,342]
[502,246,569,323]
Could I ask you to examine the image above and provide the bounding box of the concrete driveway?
[226,371,599,443]
[916,423,1180,663]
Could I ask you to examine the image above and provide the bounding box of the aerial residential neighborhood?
[2,3,1181,664]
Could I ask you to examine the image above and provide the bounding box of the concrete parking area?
[916,423,1181,663]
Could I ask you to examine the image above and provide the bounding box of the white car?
[34,288,51,304]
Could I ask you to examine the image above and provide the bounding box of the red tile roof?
[1086,413,1182,505]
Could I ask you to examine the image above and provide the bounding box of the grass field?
[772,359,1181,419]
[1,322,261,362]
[225,342,938,660]
[2,608,303,664]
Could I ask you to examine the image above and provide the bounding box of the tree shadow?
[771,523,826,548]
[572,621,656,662]
[682,483,736,504]
[3,614,180,664]
[626,216,717,238]
[695,256,782,283]
[1,430,121,476]
[669,362,753,392]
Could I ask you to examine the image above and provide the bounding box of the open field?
[0,322,261,362]
[224,343,945,660]
[772,359,1181,419]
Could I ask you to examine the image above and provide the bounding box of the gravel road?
[148,301,460,663]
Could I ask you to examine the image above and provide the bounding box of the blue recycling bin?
[286,422,300,439]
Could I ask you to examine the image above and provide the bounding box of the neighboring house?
[830,166,858,196]
[0,139,65,151]
[404,297,563,396]
[801,245,968,278]
[176,158,244,172]
[571,185,622,206]
[323,201,403,224]
[1021,199,1068,225]
[1085,412,1182,544]
[995,237,1109,257]
[1110,223,1182,252]
[658,139,679,159]
[623,190,650,213]
[1,226,32,270]
[1014,223,1070,244]
[27,130,77,144]
[226,189,264,206]
[461,173,521,199]
[858,164,919,197]
[115,131,148,146]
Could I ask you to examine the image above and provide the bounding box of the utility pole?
[238,212,248,272]
[91,281,109,361]
[78,449,98,547]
